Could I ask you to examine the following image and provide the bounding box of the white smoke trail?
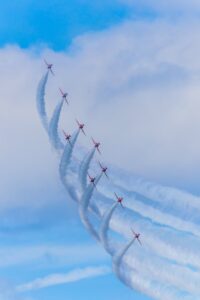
[79,149,95,191]
[59,130,80,178]
[111,211,200,270]
[88,192,200,270]
[36,71,49,131]
[113,238,135,280]
[59,130,80,201]
[48,99,65,150]
[113,239,198,300]
[122,246,200,296]
[99,202,118,255]
[122,269,195,300]
[86,192,200,297]
[98,183,200,239]
[101,220,200,296]
[111,172,200,221]
[78,173,103,241]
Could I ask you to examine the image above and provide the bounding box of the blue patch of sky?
[0,0,159,51]
[0,0,130,50]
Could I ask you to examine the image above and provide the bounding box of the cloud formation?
[17,266,110,292]
[42,19,200,192]
[2,17,200,229]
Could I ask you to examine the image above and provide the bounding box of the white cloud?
[17,265,110,292]
[51,19,200,191]
[1,17,200,222]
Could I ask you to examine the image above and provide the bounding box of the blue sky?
[0,0,165,50]
[2,1,200,300]
[0,0,130,50]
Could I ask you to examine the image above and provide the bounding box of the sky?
[2,1,200,300]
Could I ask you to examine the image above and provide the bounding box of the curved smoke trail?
[36,71,49,131]
[99,202,118,255]
[59,130,80,202]
[112,238,135,281]
[112,239,197,300]
[79,148,95,191]
[48,99,65,150]
[122,245,200,296]
[78,173,103,241]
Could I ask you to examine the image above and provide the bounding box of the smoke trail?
[99,202,118,255]
[36,71,49,131]
[98,184,200,239]
[113,238,135,280]
[122,245,200,296]
[100,217,200,296]
[80,173,103,211]
[59,130,80,179]
[88,191,200,270]
[48,99,64,150]
[112,239,197,300]
[125,195,200,239]
[59,130,80,202]
[112,171,200,219]
[111,211,200,270]
[79,148,95,191]
[121,268,195,300]
[78,173,103,241]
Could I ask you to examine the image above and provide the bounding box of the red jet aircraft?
[76,120,86,135]
[92,138,101,154]
[131,229,142,245]
[59,88,69,104]
[44,59,54,75]
[99,162,109,178]
[88,174,96,187]
[62,130,72,145]
[114,192,124,208]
